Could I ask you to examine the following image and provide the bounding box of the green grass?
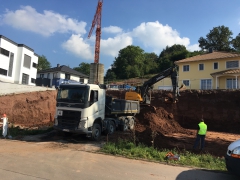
[1,126,53,137]
[100,139,226,171]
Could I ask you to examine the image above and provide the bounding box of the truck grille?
[58,110,81,129]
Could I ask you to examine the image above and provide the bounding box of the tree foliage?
[37,55,51,71]
[198,25,234,51]
[232,33,240,52]
[73,62,90,76]
[158,44,189,71]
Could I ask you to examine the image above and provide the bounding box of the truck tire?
[120,119,128,131]
[103,121,115,135]
[91,123,101,141]
[128,117,135,130]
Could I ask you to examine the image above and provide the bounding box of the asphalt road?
[0,139,238,180]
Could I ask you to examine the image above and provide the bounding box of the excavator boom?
[125,65,179,104]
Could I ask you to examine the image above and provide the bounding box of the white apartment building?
[0,35,38,85]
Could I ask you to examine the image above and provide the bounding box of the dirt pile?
[0,90,57,128]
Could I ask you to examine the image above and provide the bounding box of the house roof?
[175,51,240,64]
[38,65,89,78]
[211,68,240,76]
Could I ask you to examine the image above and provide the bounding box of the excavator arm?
[125,66,179,104]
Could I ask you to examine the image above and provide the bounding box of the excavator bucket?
[140,104,156,113]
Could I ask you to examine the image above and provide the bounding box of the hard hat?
[3,114,6,117]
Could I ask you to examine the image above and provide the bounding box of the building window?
[226,78,238,89]
[182,80,189,86]
[226,61,239,68]
[23,54,31,69]
[0,47,10,57]
[32,62,37,68]
[47,73,50,79]
[31,78,36,84]
[40,74,44,78]
[183,65,189,72]
[8,53,14,77]
[201,79,212,90]
[199,64,204,70]
[214,62,218,69]
[53,73,57,78]
[22,73,29,84]
[79,78,84,83]
[0,68,7,76]
[65,73,70,80]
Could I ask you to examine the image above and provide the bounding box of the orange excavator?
[125,66,181,105]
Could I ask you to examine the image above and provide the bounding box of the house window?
[214,62,218,70]
[47,73,50,79]
[23,54,31,69]
[40,74,44,78]
[32,62,37,68]
[0,68,7,76]
[201,79,212,90]
[226,61,239,68]
[8,53,14,77]
[65,73,70,80]
[226,78,238,89]
[182,80,189,86]
[0,47,10,57]
[199,64,204,71]
[183,65,189,72]
[22,73,29,84]
[79,78,84,83]
[31,78,36,84]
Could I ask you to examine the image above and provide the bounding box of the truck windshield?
[57,86,88,103]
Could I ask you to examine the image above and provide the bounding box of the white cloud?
[101,33,133,57]
[102,26,123,34]
[187,44,201,52]
[1,6,86,36]
[62,34,93,60]
[131,21,191,53]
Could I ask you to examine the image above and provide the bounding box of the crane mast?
[88,0,103,64]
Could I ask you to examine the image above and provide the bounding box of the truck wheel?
[91,123,101,141]
[103,121,115,135]
[129,117,135,130]
[120,119,128,131]
[108,121,115,134]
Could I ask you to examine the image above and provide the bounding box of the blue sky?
[1,0,240,73]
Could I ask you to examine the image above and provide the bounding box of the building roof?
[38,65,89,78]
[211,68,240,76]
[175,51,240,64]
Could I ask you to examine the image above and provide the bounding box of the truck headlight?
[231,146,240,158]
[78,118,88,129]
[54,118,58,126]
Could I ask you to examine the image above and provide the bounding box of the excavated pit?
[0,89,240,156]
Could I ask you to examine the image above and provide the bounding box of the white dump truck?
[54,82,140,140]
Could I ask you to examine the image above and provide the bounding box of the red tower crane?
[88,0,103,64]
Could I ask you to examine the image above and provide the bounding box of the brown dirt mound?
[135,106,189,135]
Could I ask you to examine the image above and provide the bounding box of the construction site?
[0,88,240,157]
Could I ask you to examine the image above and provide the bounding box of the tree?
[37,55,51,71]
[112,45,145,79]
[73,62,90,76]
[198,25,234,51]
[158,44,188,71]
[232,33,240,52]
[105,69,117,83]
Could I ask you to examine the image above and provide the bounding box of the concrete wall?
[0,81,56,96]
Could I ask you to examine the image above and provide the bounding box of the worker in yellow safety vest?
[193,119,207,150]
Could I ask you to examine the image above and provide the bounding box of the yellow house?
[175,50,240,90]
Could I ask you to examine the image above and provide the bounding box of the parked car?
[225,139,240,176]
